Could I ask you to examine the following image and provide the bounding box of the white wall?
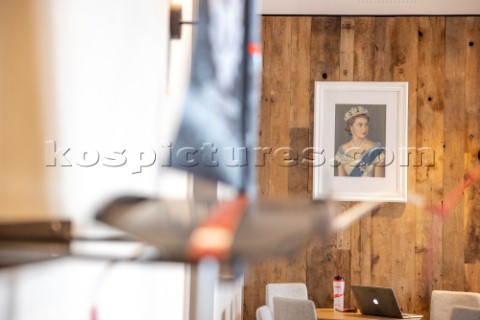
[43,0,191,224]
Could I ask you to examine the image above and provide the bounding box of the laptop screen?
[351,285,405,318]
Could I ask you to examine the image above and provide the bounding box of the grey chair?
[449,306,480,320]
[256,305,273,320]
[273,297,316,320]
[430,290,480,320]
[266,283,309,315]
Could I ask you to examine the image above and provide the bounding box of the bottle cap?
[334,275,344,281]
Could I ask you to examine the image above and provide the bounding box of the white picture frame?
[313,81,408,202]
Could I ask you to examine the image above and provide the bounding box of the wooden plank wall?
[243,16,480,320]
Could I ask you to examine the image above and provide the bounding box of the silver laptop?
[351,285,423,319]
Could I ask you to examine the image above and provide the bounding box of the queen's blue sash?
[349,146,384,177]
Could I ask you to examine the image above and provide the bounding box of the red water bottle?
[333,274,345,311]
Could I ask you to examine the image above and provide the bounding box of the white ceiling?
[261,0,480,15]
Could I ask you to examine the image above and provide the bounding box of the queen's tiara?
[344,106,368,121]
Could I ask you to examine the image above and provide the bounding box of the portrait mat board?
[313,81,408,202]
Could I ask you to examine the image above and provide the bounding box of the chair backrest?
[430,290,480,320]
[256,305,273,320]
[266,283,308,314]
[449,306,480,320]
[273,297,316,320]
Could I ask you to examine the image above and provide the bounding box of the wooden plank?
[285,251,307,283]
[289,128,310,199]
[290,17,312,129]
[464,17,480,155]
[243,16,274,320]
[373,17,394,81]
[243,262,268,320]
[266,256,288,284]
[310,17,341,82]
[306,237,336,307]
[270,17,292,92]
[464,145,480,293]
[350,212,373,305]
[267,16,292,199]
[284,18,312,284]
[265,15,292,295]
[370,205,392,286]
[267,89,291,197]
[464,154,480,264]
[465,262,480,292]
[426,16,447,297]
[288,23,312,288]
[257,17,274,198]
[340,17,355,81]
[353,17,375,81]
[464,17,480,277]
[415,17,446,317]
[389,17,419,314]
[285,128,310,283]
[442,16,467,291]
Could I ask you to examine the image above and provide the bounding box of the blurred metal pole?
[194,258,219,320]
[188,172,218,320]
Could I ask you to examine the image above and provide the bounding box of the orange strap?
[187,194,248,261]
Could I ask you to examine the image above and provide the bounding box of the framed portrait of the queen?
[312,81,408,202]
